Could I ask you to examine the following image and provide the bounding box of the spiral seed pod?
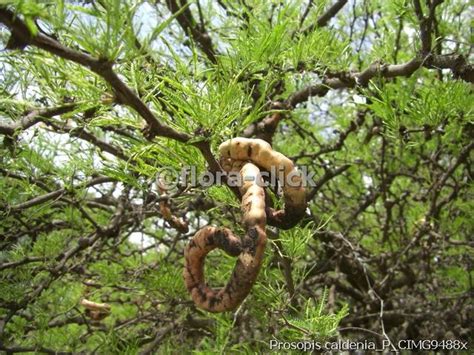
[183,163,266,312]
[184,138,307,312]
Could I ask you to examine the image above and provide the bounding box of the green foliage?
[366,79,473,140]
[0,0,472,353]
[281,290,348,340]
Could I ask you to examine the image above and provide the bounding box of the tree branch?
[303,0,348,34]
[307,164,351,201]
[164,0,217,64]
[0,104,77,136]
[287,55,473,107]
[8,176,115,211]
[0,7,190,142]
[316,0,348,28]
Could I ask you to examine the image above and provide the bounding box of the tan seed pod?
[184,138,308,312]
[183,163,266,312]
[219,138,307,227]
[80,298,111,320]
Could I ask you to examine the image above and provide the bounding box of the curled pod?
[183,163,267,312]
[219,138,307,229]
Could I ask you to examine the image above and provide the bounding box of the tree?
[0,0,472,353]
